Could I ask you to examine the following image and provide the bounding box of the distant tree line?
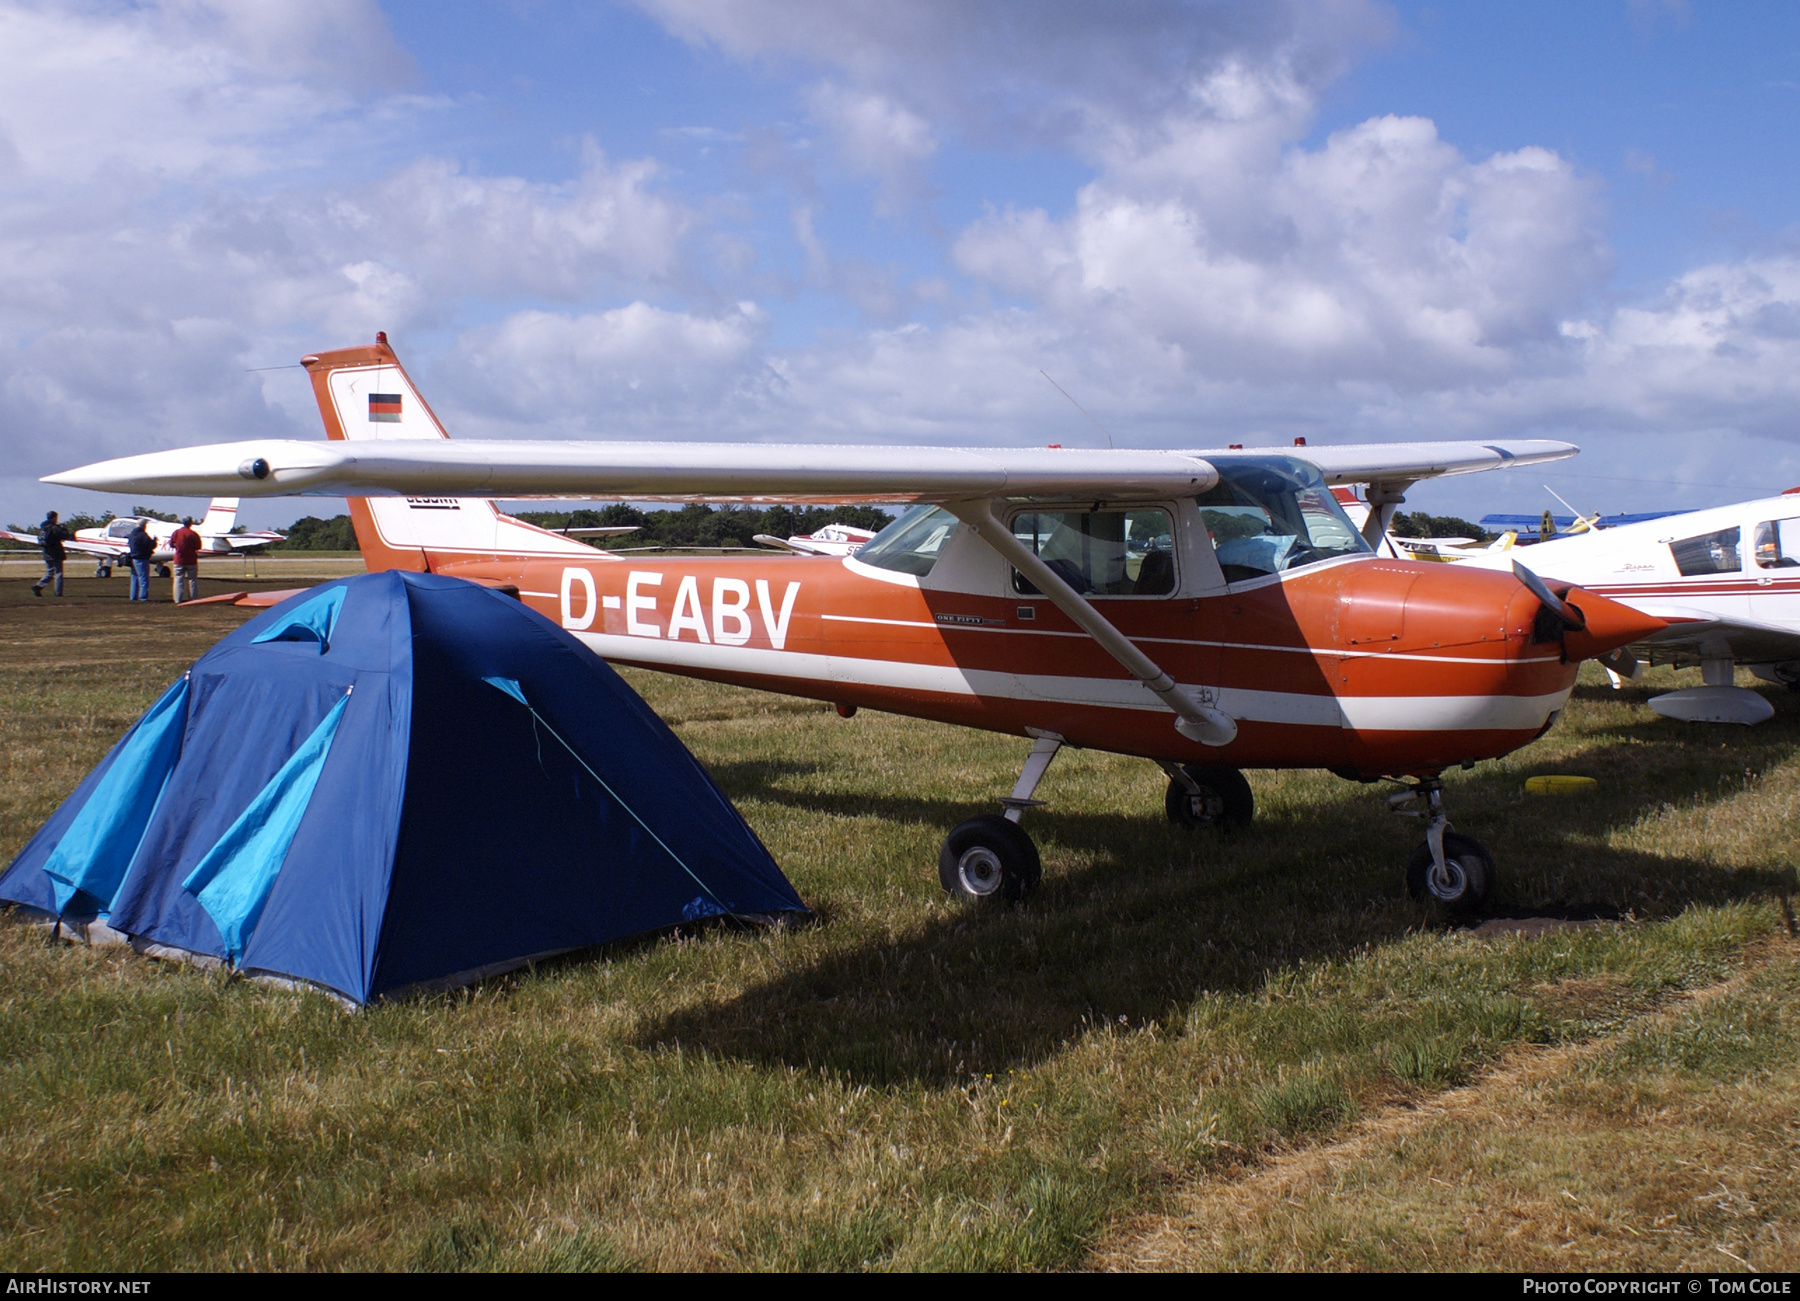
[1386,510,1490,542]
[512,503,897,549]
[271,515,361,551]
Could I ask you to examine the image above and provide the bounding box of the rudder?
[300,334,597,571]
[198,499,239,536]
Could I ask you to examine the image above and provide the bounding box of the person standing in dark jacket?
[169,517,202,604]
[31,511,69,597]
[127,519,155,602]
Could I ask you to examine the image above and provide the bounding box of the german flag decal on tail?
[369,393,402,423]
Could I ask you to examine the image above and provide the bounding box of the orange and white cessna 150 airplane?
[48,335,1665,912]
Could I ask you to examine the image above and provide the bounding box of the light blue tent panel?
[182,692,350,959]
[482,676,528,706]
[41,677,189,914]
[251,586,346,653]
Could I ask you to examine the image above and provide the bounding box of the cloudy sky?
[4,0,1799,529]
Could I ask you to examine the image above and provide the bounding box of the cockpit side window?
[856,505,957,577]
[1670,527,1742,577]
[1754,519,1800,569]
[1008,509,1175,596]
[1196,456,1370,583]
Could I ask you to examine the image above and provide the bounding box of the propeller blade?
[1512,560,1586,630]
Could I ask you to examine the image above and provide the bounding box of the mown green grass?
[1,575,1795,1270]
[1112,944,1800,1271]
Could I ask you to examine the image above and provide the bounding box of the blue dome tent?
[1,572,806,1005]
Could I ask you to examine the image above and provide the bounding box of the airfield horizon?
[1,573,1796,1271]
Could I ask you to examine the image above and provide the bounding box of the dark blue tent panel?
[1,572,805,1004]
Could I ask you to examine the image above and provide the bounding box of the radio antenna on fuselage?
[1038,369,1115,449]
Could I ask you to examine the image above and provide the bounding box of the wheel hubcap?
[1428,857,1469,901]
[1187,789,1225,823]
[957,846,1005,896]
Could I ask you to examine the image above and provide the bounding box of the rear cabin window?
[1754,518,1800,569]
[1009,509,1175,596]
[1669,527,1741,577]
[856,505,958,577]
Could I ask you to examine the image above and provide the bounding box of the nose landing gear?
[938,732,1059,901]
[1389,777,1495,913]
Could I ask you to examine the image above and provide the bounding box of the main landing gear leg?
[1389,777,1495,914]
[938,731,1059,902]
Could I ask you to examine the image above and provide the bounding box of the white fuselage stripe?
[572,632,1568,733]
[818,613,1551,666]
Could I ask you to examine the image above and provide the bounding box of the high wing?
[0,529,125,559]
[1284,440,1575,486]
[44,437,1574,504]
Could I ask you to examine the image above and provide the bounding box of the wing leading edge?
[45,437,1574,505]
[1274,440,1576,485]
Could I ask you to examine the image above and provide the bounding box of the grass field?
[2,573,1797,1271]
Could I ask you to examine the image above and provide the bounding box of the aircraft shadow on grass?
[628,734,1800,1088]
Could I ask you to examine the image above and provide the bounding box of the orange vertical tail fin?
[300,333,600,572]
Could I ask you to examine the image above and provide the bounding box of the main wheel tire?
[1164,765,1255,831]
[938,814,1042,901]
[1405,832,1496,913]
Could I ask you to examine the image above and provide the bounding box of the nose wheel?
[1389,778,1495,913]
[1404,833,1495,911]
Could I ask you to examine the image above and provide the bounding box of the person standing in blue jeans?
[127,518,155,601]
[31,511,69,597]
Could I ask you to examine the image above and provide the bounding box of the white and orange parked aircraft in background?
[2,499,284,576]
[1457,491,1800,726]
[48,335,1666,913]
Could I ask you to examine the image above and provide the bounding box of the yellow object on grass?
[1525,775,1597,795]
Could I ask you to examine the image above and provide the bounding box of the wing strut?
[1361,479,1415,548]
[946,501,1237,747]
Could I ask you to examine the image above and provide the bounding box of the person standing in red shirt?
[169,517,202,603]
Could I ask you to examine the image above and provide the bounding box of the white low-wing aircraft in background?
[2,498,284,575]
[45,334,1666,913]
[754,523,879,556]
[1458,490,1800,725]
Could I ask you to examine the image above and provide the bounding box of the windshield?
[1197,456,1370,582]
[855,505,957,577]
